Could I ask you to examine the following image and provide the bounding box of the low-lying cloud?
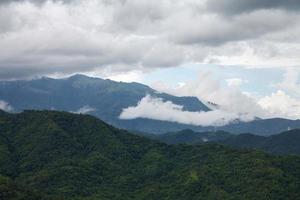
[74,105,96,114]
[119,95,254,127]
[258,90,300,119]
[151,71,265,118]
[0,100,14,112]
[151,69,300,120]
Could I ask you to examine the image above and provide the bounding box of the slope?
[0,74,209,133]
[153,129,300,155]
[0,110,299,199]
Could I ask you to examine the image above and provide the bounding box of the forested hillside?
[0,110,299,200]
[153,129,300,155]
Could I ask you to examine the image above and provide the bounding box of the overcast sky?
[1,0,300,121]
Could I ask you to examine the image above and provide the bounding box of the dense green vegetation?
[219,130,300,155]
[151,129,232,145]
[153,129,300,155]
[0,110,300,199]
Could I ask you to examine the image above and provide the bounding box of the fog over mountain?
[0,74,300,135]
[1,1,300,199]
[0,0,300,122]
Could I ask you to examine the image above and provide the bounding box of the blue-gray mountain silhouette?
[0,74,300,135]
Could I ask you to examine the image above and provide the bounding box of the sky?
[1,0,300,123]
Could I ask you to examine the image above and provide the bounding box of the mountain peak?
[68,74,96,80]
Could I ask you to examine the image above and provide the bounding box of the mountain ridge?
[0,110,300,199]
[0,74,300,135]
[151,128,300,155]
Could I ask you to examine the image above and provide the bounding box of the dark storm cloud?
[207,0,300,15]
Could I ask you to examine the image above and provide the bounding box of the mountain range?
[151,129,300,155]
[1,74,300,135]
[0,110,299,200]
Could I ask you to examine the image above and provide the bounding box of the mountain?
[0,74,210,134]
[153,129,300,155]
[151,129,232,145]
[220,129,300,155]
[0,110,300,199]
[1,74,300,135]
[215,118,300,136]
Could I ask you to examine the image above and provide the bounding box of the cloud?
[226,78,248,87]
[74,105,96,114]
[0,100,14,112]
[258,90,300,119]
[151,71,265,117]
[0,0,300,79]
[102,71,143,83]
[206,0,300,15]
[0,0,190,79]
[119,95,255,126]
[172,9,295,46]
[151,68,300,120]
[0,0,74,5]
[256,68,300,119]
[276,68,300,97]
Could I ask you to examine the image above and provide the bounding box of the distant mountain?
[220,129,300,155]
[1,74,300,135]
[0,110,300,199]
[151,129,232,145]
[214,118,300,136]
[153,129,300,155]
[0,74,209,133]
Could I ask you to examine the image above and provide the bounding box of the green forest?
[0,110,299,200]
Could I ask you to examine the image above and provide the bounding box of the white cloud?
[119,95,255,126]
[1,0,300,79]
[151,71,265,117]
[0,100,13,112]
[74,105,96,114]
[276,68,300,97]
[1,0,300,122]
[150,69,300,120]
[102,71,143,83]
[226,78,248,87]
[258,90,300,119]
